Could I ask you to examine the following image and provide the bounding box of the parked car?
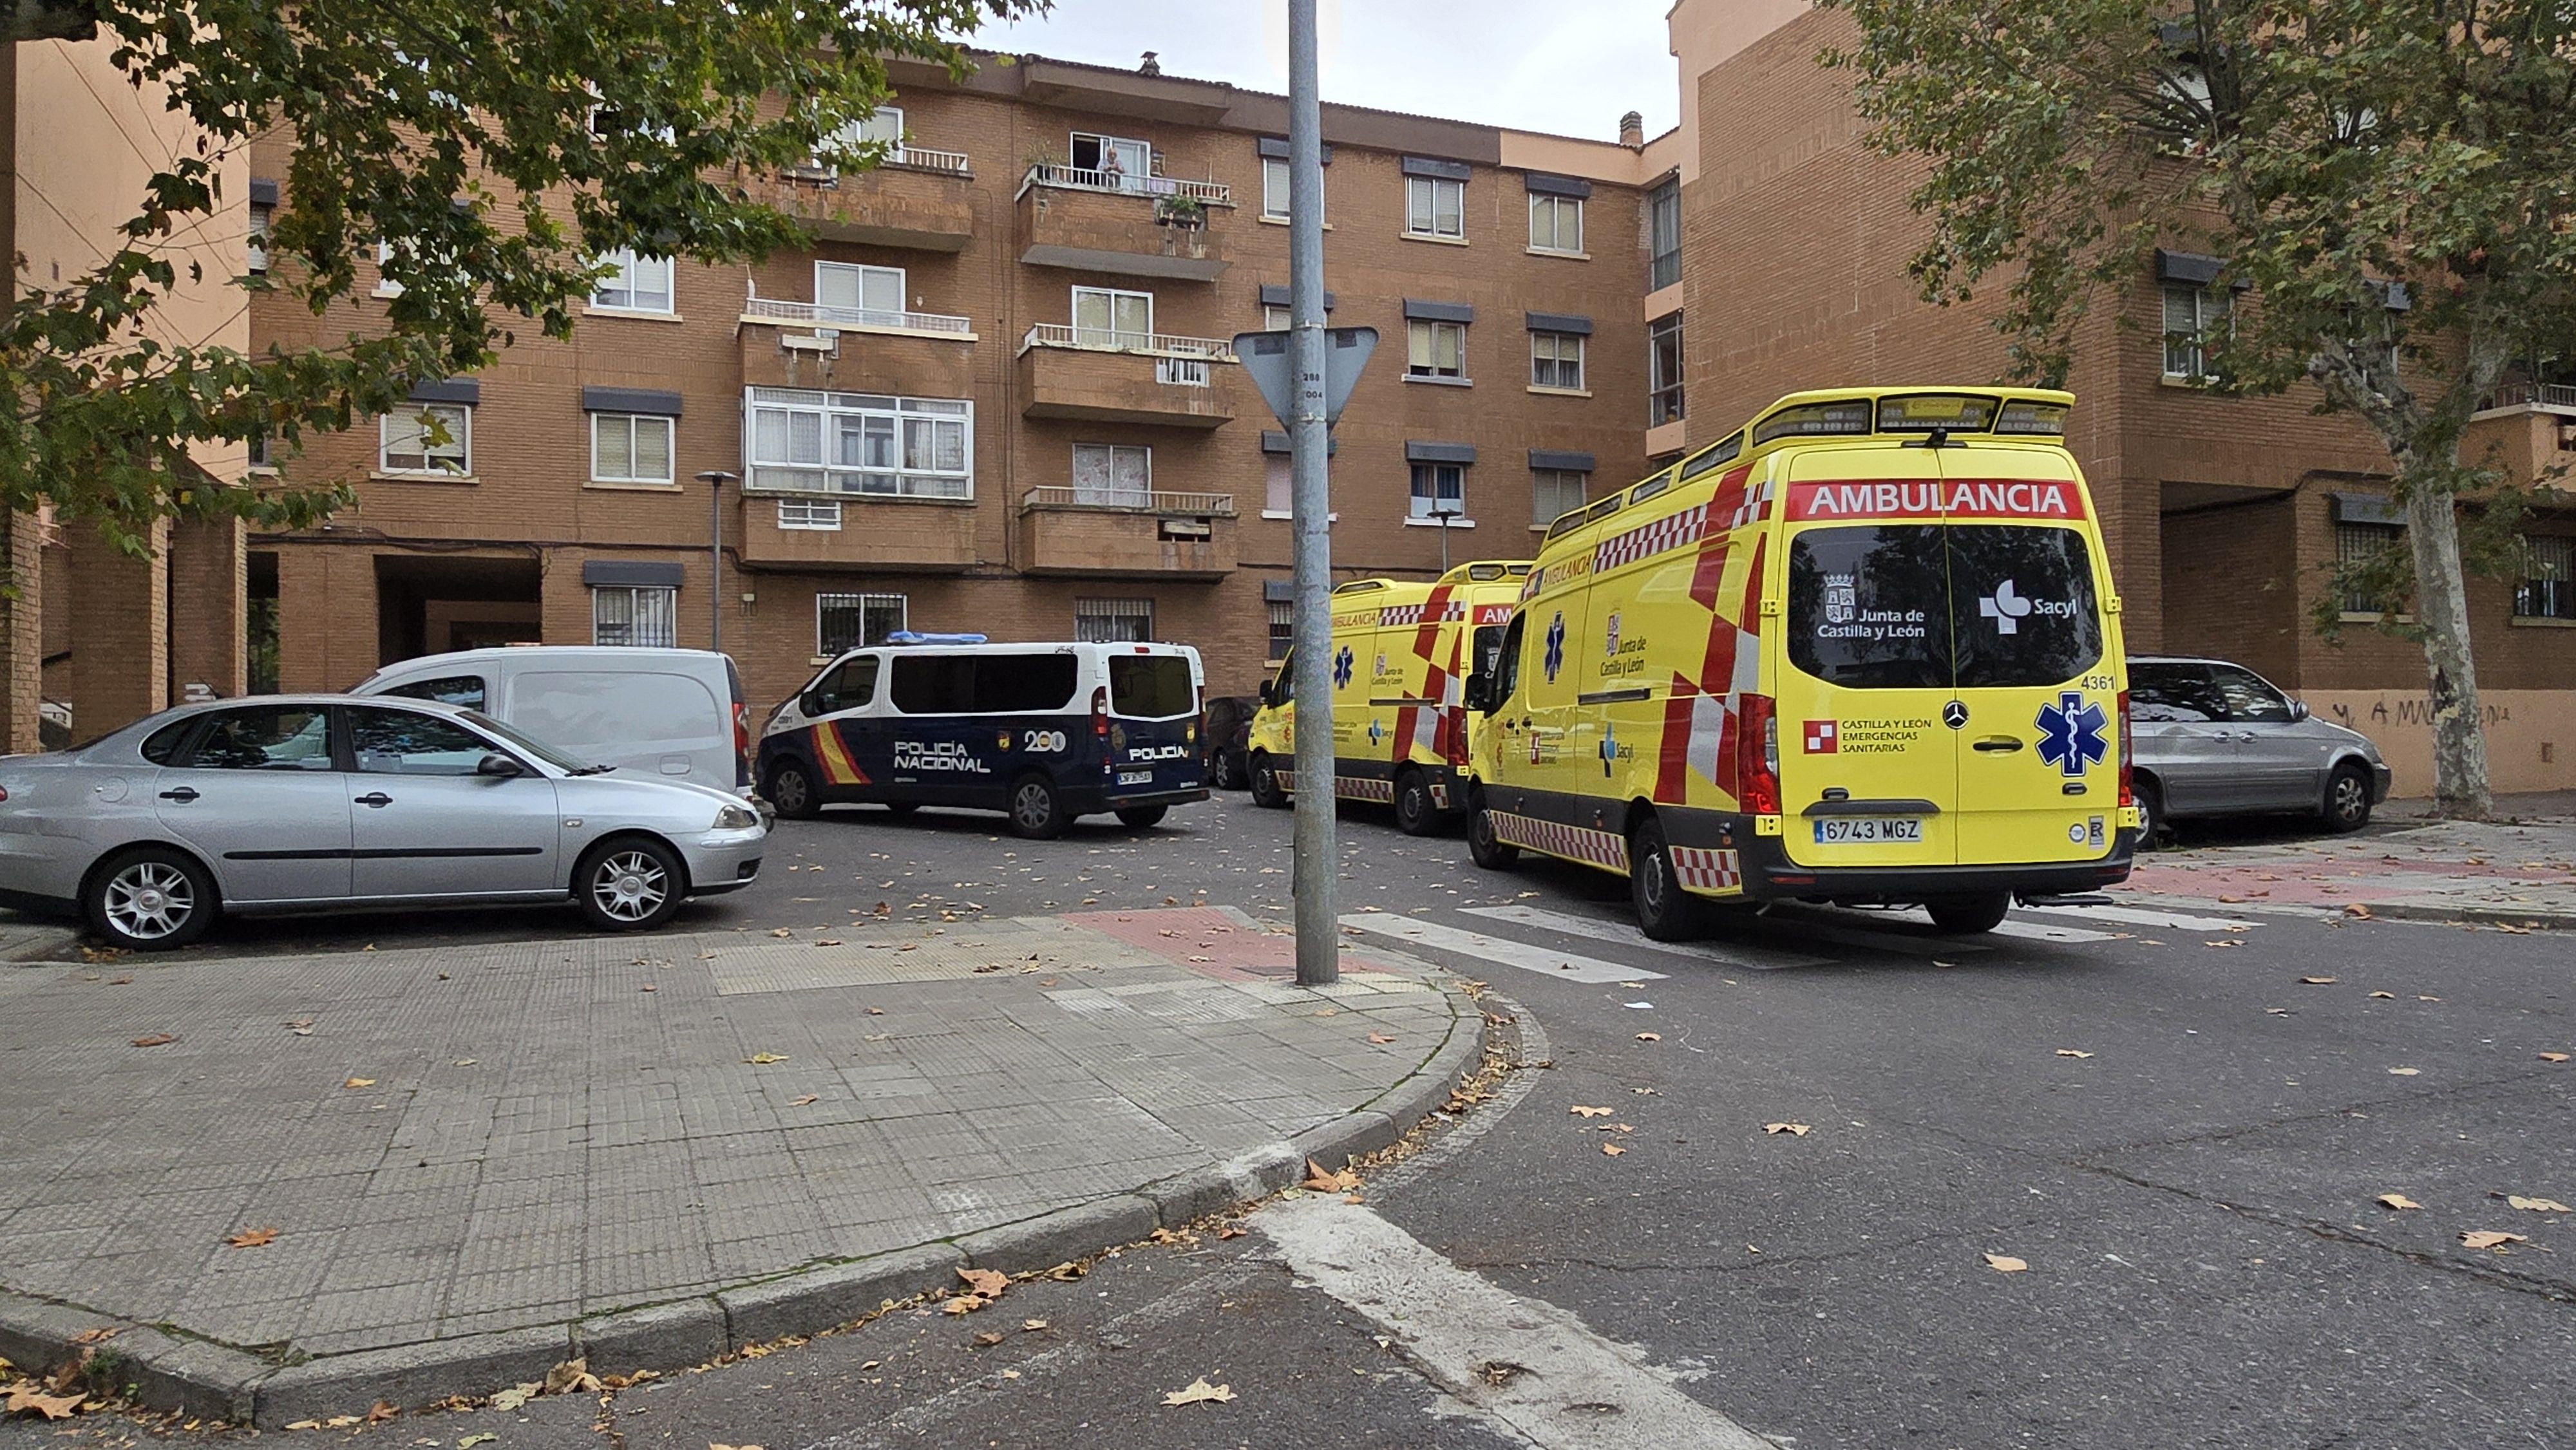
[0,695,767,949]
[352,646,756,800]
[1202,694,1257,790]
[2126,655,2392,845]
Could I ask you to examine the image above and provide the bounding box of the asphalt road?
[10,791,2573,1447]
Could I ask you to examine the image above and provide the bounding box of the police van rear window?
[1109,655,1195,719]
[1787,525,2101,689]
[889,653,1080,715]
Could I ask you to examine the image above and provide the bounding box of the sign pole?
[1287,0,1338,987]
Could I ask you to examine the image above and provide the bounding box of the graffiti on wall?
[2327,697,2512,731]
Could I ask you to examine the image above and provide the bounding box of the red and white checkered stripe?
[1378,603,1472,627]
[1491,812,1630,871]
[1724,478,1776,531]
[1669,846,1743,893]
[1336,776,1394,803]
[1593,504,1709,573]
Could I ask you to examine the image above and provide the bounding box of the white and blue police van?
[756,634,1209,838]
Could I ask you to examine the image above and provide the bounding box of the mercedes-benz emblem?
[1942,701,1970,730]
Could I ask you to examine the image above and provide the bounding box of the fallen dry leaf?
[639,984,658,992]
[1763,1122,1812,1136]
[343,1077,375,1089]
[2204,940,2241,949]
[1983,1254,2028,1274]
[544,1359,600,1396]
[129,1033,174,1048]
[2344,904,2374,919]
[106,975,132,986]
[1021,1319,1048,1332]
[224,1227,279,1248]
[487,1384,534,1412]
[456,1435,497,1448]
[3,1386,84,1420]
[940,1297,983,1316]
[1302,1157,1361,1193]
[2388,1067,2422,1077]
[789,1094,819,1106]
[2369,991,2396,999]
[769,927,793,938]
[2461,1230,2528,1250]
[2054,1050,2094,1059]
[972,1332,1003,1347]
[2377,1193,2423,1211]
[365,1400,396,1423]
[1160,1377,1236,1408]
[958,1268,1009,1299]
[69,1328,118,1346]
[1601,1142,1625,1156]
[1635,1032,1661,1042]
[1217,1225,1247,1239]
[2508,1196,2573,1213]
[744,1052,790,1065]
[2541,1052,2571,1064]
[2299,976,2338,985]
[1366,1032,1395,1044]
[1570,1105,1614,1118]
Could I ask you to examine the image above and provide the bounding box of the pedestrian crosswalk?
[1461,904,1832,970]
[1340,914,1664,984]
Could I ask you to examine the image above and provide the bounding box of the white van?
[352,647,754,799]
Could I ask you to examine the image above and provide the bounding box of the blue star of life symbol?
[1544,612,1566,683]
[1600,724,1618,777]
[1332,645,1354,689]
[1367,717,1384,745]
[2034,690,2110,778]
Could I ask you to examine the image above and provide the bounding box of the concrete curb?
[2354,900,2576,930]
[0,973,1492,1430]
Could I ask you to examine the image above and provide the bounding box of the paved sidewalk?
[0,909,1480,1424]
[2124,802,2576,927]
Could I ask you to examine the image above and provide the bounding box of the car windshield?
[460,710,597,773]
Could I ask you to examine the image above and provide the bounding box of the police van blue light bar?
[884,631,989,646]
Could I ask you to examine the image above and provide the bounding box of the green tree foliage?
[1821,0,2576,816]
[2,0,1039,549]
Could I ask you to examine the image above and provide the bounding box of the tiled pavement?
[2127,809,2576,925]
[0,909,1471,1363]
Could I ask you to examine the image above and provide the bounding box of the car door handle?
[158,787,199,802]
[1971,736,2024,753]
[354,792,393,808]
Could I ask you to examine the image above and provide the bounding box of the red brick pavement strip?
[1063,906,1399,983]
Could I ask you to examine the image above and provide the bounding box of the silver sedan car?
[0,695,767,949]
[2127,655,2394,845]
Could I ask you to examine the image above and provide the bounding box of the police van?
[1244,561,1530,834]
[758,635,1208,839]
[1463,387,2136,939]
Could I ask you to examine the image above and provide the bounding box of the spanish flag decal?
[813,722,871,786]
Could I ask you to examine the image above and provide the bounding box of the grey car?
[2126,656,2393,845]
[0,695,767,949]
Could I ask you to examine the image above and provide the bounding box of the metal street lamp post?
[696,469,739,650]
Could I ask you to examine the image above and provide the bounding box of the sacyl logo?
[1979,579,2035,634]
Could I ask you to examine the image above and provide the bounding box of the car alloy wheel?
[591,850,670,923]
[2326,764,2372,831]
[105,860,196,942]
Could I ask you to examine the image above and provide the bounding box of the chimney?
[1618,111,1644,148]
[1139,50,1162,75]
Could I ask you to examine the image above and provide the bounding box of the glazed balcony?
[1016,326,1236,429]
[1017,487,1238,579]
[735,489,979,573]
[735,294,978,393]
[746,147,976,251]
[1014,166,1233,281]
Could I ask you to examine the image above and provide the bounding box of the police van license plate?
[1117,769,1154,786]
[1812,818,1922,844]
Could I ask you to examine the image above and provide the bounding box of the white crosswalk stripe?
[1462,903,1831,970]
[1339,914,1667,984]
[1873,907,2123,943]
[2024,903,2259,932]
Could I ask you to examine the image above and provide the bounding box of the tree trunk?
[2401,482,2492,819]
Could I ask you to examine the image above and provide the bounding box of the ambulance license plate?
[1117,769,1153,786]
[1812,817,1923,844]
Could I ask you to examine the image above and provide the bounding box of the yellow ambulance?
[1462,387,2136,939]
[1245,561,1530,834]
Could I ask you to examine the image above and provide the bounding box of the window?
[1263,156,1289,220]
[1070,131,1151,191]
[817,592,907,654]
[2516,535,2575,620]
[815,262,905,327]
[1267,600,1294,660]
[888,653,1079,713]
[1647,178,1681,290]
[381,403,470,475]
[591,413,674,485]
[2161,283,2230,379]
[1262,303,1291,332]
[1075,598,1154,643]
[374,239,405,297]
[1647,312,1685,426]
[1108,654,1195,717]
[246,429,272,469]
[1528,193,1582,253]
[348,706,496,777]
[593,249,674,313]
[1530,331,1585,390]
[801,655,878,715]
[818,106,904,170]
[2206,664,2296,724]
[1408,319,1466,380]
[1072,444,1151,506]
[1410,463,1465,521]
[1072,286,1153,349]
[777,498,843,530]
[1786,525,2102,690]
[247,202,272,276]
[183,706,334,771]
[377,673,488,710]
[592,585,677,647]
[2127,662,2222,722]
[1532,468,1587,523]
[1265,454,1291,514]
[1406,176,1464,239]
[745,388,972,498]
[2336,520,2403,614]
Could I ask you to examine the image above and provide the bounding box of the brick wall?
[0,513,39,753]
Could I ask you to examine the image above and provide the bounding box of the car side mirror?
[475,753,525,778]
[2287,699,2309,722]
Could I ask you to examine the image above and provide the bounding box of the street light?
[1431,495,1464,572]
[696,469,739,651]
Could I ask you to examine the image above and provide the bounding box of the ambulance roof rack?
[1331,579,1392,596]
[1441,561,1533,584]
[884,631,989,646]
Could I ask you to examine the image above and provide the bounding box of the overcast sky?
[967,0,1680,144]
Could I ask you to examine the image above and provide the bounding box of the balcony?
[736,294,977,393]
[2469,383,2576,485]
[743,148,976,251]
[1014,166,1233,282]
[1018,487,1238,579]
[736,489,979,573]
[1017,326,1237,429]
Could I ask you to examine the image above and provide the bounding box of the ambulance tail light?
[1738,693,1781,816]
[2116,690,2135,809]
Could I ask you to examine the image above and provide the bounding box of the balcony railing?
[1019,323,1235,360]
[2487,382,2576,411]
[788,144,972,181]
[1018,164,1231,205]
[1022,486,1236,514]
[743,296,973,334]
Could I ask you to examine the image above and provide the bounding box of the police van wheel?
[1008,773,1068,840]
[1467,797,1519,870]
[1393,770,1439,836]
[766,761,820,821]
[1248,753,1289,809]
[1629,816,1711,943]
[1925,893,2012,934]
[1115,805,1168,830]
